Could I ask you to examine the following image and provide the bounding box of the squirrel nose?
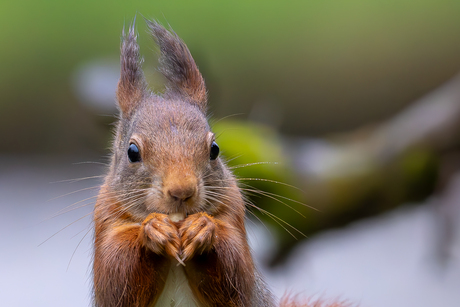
[167,183,196,202]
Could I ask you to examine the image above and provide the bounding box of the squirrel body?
[92,18,349,307]
[92,19,275,307]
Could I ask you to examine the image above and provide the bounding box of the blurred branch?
[216,73,460,267]
[265,73,460,266]
[375,72,460,157]
[296,73,460,181]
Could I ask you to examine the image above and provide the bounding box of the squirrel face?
[104,20,233,223]
[109,98,225,221]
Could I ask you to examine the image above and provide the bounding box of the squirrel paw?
[140,213,182,264]
[179,212,218,262]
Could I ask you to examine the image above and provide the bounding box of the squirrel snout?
[163,169,199,206]
[167,184,196,202]
[165,177,197,203]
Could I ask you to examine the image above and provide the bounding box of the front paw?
[140,213,182,263]
[179,213,218,262]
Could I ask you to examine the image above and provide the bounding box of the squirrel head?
[105,19,239,222]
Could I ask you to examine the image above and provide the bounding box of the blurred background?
[2,1,460,306]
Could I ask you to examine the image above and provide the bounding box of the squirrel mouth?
[168,212,186,222]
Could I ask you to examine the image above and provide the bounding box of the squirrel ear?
[116,19,147,116]
[147,20,207,113]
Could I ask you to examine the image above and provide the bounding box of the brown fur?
[147,20,207,112]
[92,18,351,307]
[92,19,271,307]
[116,19,147,116]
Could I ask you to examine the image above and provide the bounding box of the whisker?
[39,211,94,247]
[67,225,94,271]
[206,184,316,214]
[203,189,234,202]
[245,209,273,238]
[208,176,304,193]
[202,192,235,210]
[244,202,306,240]
[237,178,304,192]
[202,194,227,207]
[45,201,97,221]
[242,195,272,237]
[210,113,245,125]
[205,183,307,239]
[47,185,101,202]
[44,195,99,221]
[106,192,149,221]
[203,198,220,213]
[72,161,109,166]
[239,182,316,211]
[42,187,150,223]
[240,188,306,218]
[229,162,278,170]
[50,175,105,184]
[203,187,286,238]
[222,154,244,164]
[70,224,93,240]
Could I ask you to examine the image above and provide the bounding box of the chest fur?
[153,262,201,307]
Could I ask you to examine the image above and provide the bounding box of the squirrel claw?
[141,213,181,258]
[179,212,218,262]
[176,256,186,266]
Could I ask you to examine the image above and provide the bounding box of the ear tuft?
[117,18,147,116]
[146,19,207,113]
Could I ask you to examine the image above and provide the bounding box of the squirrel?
[92,18,349,307]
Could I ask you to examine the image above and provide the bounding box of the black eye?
[127,143,141,163]
[210,141,219,160]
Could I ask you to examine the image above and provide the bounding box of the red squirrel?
[92,18,349,307]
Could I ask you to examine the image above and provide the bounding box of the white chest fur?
[152,262,201,307]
